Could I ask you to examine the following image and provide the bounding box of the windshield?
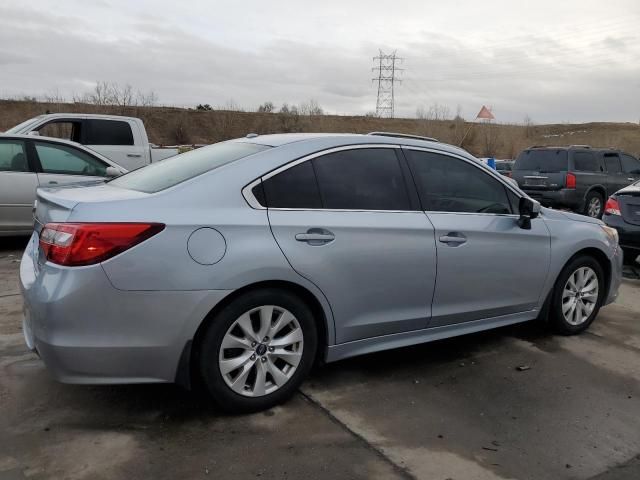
[514,149,568,172]
[5,116,45,134]
[110,141,270,193]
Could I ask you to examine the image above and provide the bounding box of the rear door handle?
[295,229,335,245]
[127,153,142,158]
[628,177,635,182]
[439,233,467,246]
[47,181,58,185]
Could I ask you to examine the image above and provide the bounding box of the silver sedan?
[20,132,623,412]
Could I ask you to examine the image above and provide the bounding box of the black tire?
[583,191,604,219]
[622,249,639,266]
[198,289,317,413]
[549,255,605,335]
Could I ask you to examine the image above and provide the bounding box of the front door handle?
[628,177,635,182]
[439,232,467,246]
[127,153,142,158]
[47,181,58,185]
[295,228,335,246]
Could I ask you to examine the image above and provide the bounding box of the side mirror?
[27,130,40,136]
[518,197,540,230]
[105,166,122,177]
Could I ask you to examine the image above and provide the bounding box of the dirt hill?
[2,99,639,159]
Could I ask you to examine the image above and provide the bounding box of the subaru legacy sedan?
[20,133,623,412]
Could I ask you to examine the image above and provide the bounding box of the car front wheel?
[198,289,317,413]
[549,256,604,335]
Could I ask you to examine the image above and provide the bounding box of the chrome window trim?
[241,144,403,211]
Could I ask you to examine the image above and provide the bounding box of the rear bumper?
[20,233,231,384]
[522,189,582,210]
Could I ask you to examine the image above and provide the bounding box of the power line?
[372,50,403,118]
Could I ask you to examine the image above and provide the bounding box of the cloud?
[0,1,639,123]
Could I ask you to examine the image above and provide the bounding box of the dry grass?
[2,99,639,158]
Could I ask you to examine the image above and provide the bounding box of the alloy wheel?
[587,197,602,217]
[561,267,599,325]
[218,305,304,397]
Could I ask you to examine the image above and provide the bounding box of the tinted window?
[604,154,622,173]
[262,161,322,208]
[621,154,640,174]
[312,148,411,210]
[85,120,134,146]
[515,149,568,172]
[0,140,28,172]
[573,151,599,172]
[110,142,269,193]
[35,142,108,176]
[496,162,512,172]
[37,121,81,142]
[407,150,512,214]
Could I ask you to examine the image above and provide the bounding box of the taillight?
[604,197,621,216]
[566,172,576,189]
[39,223,165,266]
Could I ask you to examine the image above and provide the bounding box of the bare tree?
[299,99,323,116]
[257,101,275,113]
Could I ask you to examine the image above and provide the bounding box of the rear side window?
[604,154,622,173]
[110,142,269,193]
[85,120,134,146]
[515,150,568,172]
[573,151,599,172]
[0,140,28,172]
[407,150,512,214]
[312,148,411,210]
[262,161,322,208]
[621,154,640,174]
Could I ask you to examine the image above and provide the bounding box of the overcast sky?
[1,0,639,123]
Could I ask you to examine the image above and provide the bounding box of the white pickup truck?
[5,113,179,170]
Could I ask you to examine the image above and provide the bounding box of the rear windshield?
[109,142,270,193]
[496,162,512,171]
[515,150,568,172]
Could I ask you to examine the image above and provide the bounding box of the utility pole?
[372,50,403,118]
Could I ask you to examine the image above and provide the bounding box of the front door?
[32,140,109,188]
[264,146,437,343]
[404,147,551,326]
[0,139,38,234]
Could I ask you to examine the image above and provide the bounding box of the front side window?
[312,148,411,210]
[0,140,28,172]
[406,150,513,214]
[85,120,134,146]
[573,152,599,172]
[35,142,108,176]
[621,154,640,174]
[37,121,82,142]
[604,154,622,173]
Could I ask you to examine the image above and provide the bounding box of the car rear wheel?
[198,289,317,413]
[584,192,604,218]
[549,256,604,335]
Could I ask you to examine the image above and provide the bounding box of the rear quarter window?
[109,142,270,193]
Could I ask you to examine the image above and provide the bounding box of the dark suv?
[513,146,640,218]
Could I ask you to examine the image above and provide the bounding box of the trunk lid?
[616,184,640,226]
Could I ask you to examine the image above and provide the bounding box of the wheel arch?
[584,185,606,203]
[176,280,331,389]
[558,247,611,298]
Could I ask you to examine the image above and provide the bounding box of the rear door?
[0,139,39,234]
[83,119,145,170]
[32,140,110,188]
[405,147,550,326]
[621,154,640,184]
[264,145,437,344]
[603,152,629,194]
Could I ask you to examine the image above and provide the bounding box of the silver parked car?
[20,133,623,412]
[0,134,126,236]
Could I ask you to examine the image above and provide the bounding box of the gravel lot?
[1,236,639,480]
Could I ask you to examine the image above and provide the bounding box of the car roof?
[234,132,473,158]
[14,113,140,122]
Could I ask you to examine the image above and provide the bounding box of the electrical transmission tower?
[372,50,403,118]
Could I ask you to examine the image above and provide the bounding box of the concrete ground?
[1,236,639,480]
